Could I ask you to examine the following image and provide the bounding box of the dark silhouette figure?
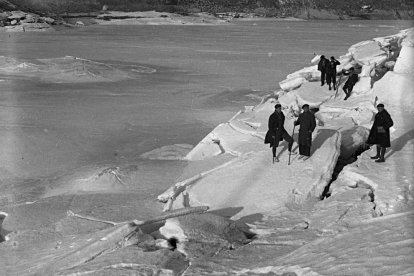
[265,104,296,163]
[342,67,359,100]
[294,104,316,160]
[366,103,394,163]
[317,55,329,87]
[326,56,340,90]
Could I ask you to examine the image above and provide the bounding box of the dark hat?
[377,103,384,108]
[330,56,335,59]
[275,104,282,109]
[302,104,309,109]
[349,67,355,71]
[320,55,325,59]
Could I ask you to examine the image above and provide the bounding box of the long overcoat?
[367,109,394,147]
[264,111,285,147]
[294,111,316,146]
[317,58,328,72]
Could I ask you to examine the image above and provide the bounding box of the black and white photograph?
[0,1,413,275]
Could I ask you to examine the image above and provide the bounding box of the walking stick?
[288,125,296,166]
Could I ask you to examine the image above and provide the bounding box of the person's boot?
[375,147,386,162]
[371,145,381,159]
[328,85,332,90]
[344,93,350,100]
[273,156,279,163]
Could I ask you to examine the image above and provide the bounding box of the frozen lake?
[0,20,412,203]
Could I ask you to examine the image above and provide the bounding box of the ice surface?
[0,56,155,83]
[160,27,414,221]
[157,27,414,274]
[161,96,341,218]
[2,22,414,275]
[393,45,414,73]
[331,71,414,215]
[140,144,193,160]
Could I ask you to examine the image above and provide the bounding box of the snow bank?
[160,97,340,218]
[393,45,414,74]
[329,29,414,215]
[271,212,414,275]
[159,28,414,222]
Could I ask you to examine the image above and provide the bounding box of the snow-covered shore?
[157,27,414,274]
[0,10,229,32]
[159,28,413,216]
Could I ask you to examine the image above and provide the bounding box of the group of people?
[265,103,316,163]
[265,103,393,164]
[317,55,359,100]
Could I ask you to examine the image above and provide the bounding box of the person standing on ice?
[342,67,359,100]
[317,55,329,87]
[265,104,296,163]
[294,104,316,160]
[366,103,394,163]
[326,56,340,90]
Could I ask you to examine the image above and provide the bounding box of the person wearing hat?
[342,67,359,100]
[265,104,296,163]
[366,103,394,163]
[326,56,341,90]
[317,55,329,87]
[294,104,316,160]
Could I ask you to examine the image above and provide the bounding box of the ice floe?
[159,28,414,222]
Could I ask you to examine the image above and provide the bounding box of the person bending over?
[342,67,359,100]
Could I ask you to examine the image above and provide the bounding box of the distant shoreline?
[1,10,413,32]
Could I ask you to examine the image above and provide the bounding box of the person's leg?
[371,145,381,159]
[299,144,304,156]
[375,147,386,162]
[332,76,337,90]
[347,85,354,98]
[284,132,296,154]
[272,146,279,163]
[343,86,350,100]
[321,71,326,86]
[326,74,332,90]
[304,145,311,157]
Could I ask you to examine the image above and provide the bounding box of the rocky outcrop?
[0,10,54,31]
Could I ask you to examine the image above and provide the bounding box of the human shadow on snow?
[308,129,337,155]
[386,129,414,159]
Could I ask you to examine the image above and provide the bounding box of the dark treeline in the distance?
[1,0,413,19]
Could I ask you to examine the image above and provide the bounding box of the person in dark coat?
[264,104,296,163]
[366,103,394,163]
[342,67,359,100]
[317,55,329,86]
[294,104,316,160]
[326,56,340,90]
